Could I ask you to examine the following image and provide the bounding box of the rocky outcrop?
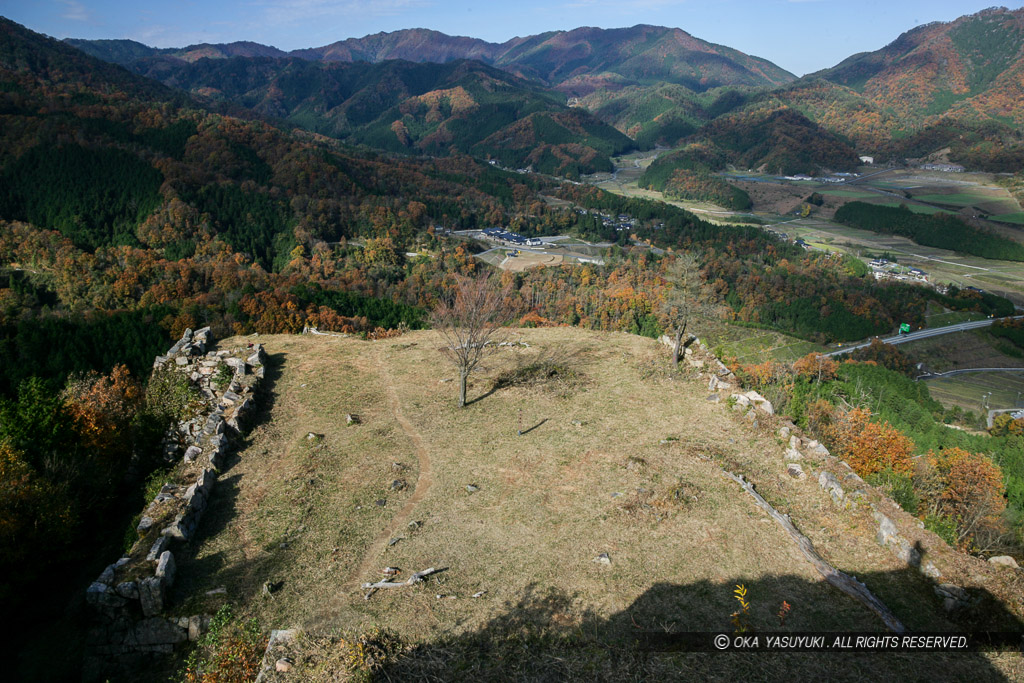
[85,329,265,676]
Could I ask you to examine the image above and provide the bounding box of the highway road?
[825,315,1024,357]
[918,367,1024,379]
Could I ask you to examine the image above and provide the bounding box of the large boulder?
[989,555,1020,569]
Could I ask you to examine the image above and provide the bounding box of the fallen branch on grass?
[719,469,906,633]
[362,567,446,600]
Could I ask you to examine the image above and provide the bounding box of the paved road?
[825,316,1024,357]
[918,367,1024,380]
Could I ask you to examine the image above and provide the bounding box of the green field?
[992,212,1024,225]
[912,192,988,205]
[869,201,955,215]
[703,324,828,363]
[923,304,987,328]
[818,189,877,198]
[925,371,1024,413]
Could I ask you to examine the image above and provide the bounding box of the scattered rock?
[383,567,400,576]
[390,479,407,491]
[805,440,830,457]
[392,462,406,472]
[276,658,294,673]
[921,562,941,579]
[375,498,387,507]
[408,520,422,530]
[593,552,612,566]
[262,580,284,596]
[706,393,720,403]
[874,511,899,547]
[346,414,360,425]
[466,484,480,493]
[785,448,803,462]
[778,426,791,439]
[935,583,969,612]
[818,471,845,505]
[205,586,227,596]
[188,615,207,642]
[388,537,403,547]
[989,555,1020,569]
[624,456,646,472]
[786,463,806,480]
[306,432,322,441]
[571,420,583,427]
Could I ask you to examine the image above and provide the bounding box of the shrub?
[867,467,918,513]
[146,366,204,424]
[825,407,915,478]
[337,627,405,682]
[792,352,838,383]
[918,447,1007,552]
[181,605,266,683]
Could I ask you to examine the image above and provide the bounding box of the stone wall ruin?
[84,328,265,677]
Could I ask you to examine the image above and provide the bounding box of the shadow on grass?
[371,565,1024,682]
[165,350,287,612]
[519,418,548,435]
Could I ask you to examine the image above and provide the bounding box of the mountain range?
[61,8,1024,176]
[67,25,796,95]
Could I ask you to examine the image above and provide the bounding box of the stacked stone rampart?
[84,328,264,675]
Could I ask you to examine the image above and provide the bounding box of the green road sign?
[899,323,911,334]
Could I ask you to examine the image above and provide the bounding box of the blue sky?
[1,1,1022,75]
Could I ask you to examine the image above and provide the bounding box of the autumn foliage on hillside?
[918,447,1008,551]
[826,407,916,477]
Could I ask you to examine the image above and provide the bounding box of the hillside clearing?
[170,329,1023,680]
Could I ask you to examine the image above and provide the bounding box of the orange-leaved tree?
[918,447,1007,552]
[793,352,838,383]
[826,407,915,478]
[62,364,143,476]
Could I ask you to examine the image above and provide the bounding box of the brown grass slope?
[172,329,1023,680]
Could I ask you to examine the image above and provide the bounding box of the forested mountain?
[638,105,859,195]
[64,8,1024,172]
[65,24,796,174]
[69,25,796,94]
[783,6,1024,169]
[592,8,1024,172]
[114,55,634,177]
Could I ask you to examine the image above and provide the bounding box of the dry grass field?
[499,251,564,271]
[168,329,1024,680]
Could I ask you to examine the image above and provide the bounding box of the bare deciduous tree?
[431,274,513,407]
[661,252,703,365]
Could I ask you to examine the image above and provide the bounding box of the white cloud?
[58,0,91,22]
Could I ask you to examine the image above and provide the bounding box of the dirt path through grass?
[347,345,434,589]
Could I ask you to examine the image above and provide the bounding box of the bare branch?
[361,567,445,591]
[430,273,514,406]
